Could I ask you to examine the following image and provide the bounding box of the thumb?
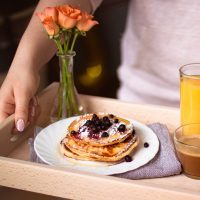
[15,95,30,132]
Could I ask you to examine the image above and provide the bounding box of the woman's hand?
[0,66,40,132]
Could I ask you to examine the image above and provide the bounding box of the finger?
[35,101,41,120]
[15,95,31,132]
[0,101,15,122]
[12,121,30,134]
[28,98,36,124]
[28,96,39,125]
[0,112,9,123]
[33,96,39,107]
[13,97,40,134]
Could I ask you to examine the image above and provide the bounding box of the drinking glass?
[180,63,200,126]
[174,124,200,179]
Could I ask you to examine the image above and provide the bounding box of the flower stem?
[70,30,79,52]
[66,66,80,115]
[54,37,63,54]
[54,38,72,118]
[68,30,80,114]
[53,32,81,120]
[63,31,67,54]
[66,30,72,52]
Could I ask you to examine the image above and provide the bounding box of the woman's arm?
[11,0,93,72]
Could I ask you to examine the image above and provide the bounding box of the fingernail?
[16,119,25,132]
[31,106,35,117]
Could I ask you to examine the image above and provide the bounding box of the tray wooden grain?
[0,83,200,200]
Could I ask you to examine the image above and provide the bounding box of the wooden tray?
[0,83,199,200]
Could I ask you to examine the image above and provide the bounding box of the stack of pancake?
[60,113,139,163]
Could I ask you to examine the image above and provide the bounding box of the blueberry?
[114,118,119,123]
[101,132,109,137]
[144,142,149,148]
[95,120,102,126]
[105,120,112,127]
[124,155,132,162]
[71,130,76,135]
[92,114,99,121]
[118,124,126,132]
[109,114,114,118]
[100,124,107,130]
[103,116,109,122]
[92,114,98,118]
[85,120,92,126]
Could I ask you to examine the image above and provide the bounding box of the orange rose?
[76,12,98,32]
[57,5,82,29]
[42,16,60,36]
[44,7,58,22]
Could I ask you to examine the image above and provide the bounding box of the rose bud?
[44,7,58,22]
[76,12,98,32]
[42,16,60,36]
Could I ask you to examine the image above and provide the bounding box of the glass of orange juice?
[180,63,200,129]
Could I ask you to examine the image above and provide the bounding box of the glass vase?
[50,51,84,122]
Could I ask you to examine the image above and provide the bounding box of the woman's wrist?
[9,53,40,77]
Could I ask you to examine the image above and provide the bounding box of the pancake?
[60,142,97,161]
[67,113,134,147]
[64,134,138,157]
[60,143,118,166]
[60,113,139,163]
[61,135,139,162]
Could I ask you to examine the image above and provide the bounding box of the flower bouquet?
[37,4,98,121]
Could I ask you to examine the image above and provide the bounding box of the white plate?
[34,116,159,175]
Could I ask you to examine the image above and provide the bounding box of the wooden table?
[0,83,199,200]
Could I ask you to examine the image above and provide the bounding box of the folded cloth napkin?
[115,123,182,179]
[29,123,182,179]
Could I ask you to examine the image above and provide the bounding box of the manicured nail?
[16,119,25,132]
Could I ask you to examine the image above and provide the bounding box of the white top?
[91,0,200,107]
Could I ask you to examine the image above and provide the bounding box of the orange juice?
[180,75,200,130]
